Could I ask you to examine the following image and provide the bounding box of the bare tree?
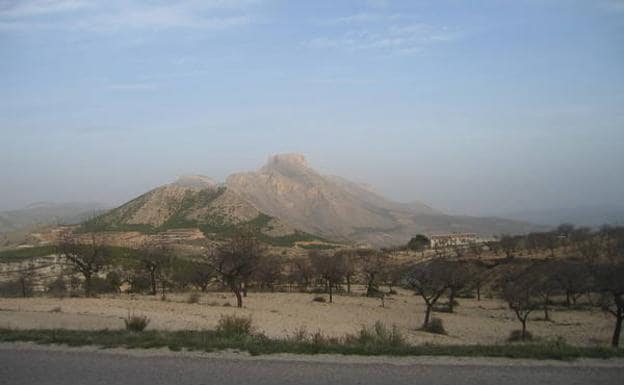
[289,256,314,291]
[467,260,490,301]
[405,260,452,328]
[16,262,37,298]
[527,261,561,321]
[591,226,624,347]
[467,241,484,259]
[335,248,358,293]
[253,254,283,291]
[357,249,388,296]
[139,243,172,296]
[309,250,346,303]
[170,259,215,292]
[445,261,473,313]
[541,232,560,258]
[208,231,264,308]
[499,235,518,259]
[485,240,501,256]
[59,234,110,297]
[499,264,541,340]
[382,262,405,293]
[553,259,590,307]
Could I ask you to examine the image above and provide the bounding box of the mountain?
[75,154,540,248]
[81,175,320,246]
[0,202,108,235]
[501,205,624,227]
[226,154,539,246]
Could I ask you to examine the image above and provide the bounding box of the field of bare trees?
[1,225,623,349]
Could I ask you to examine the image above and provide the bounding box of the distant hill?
[501,205,624,227]
[81,175,322,246]
[0,202,108,235]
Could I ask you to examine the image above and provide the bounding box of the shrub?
[508,329,533,342]
[187,292,201,304]
[216,314,253,337]
[129,274,151,293]
[422,317,446,335]
[124,313,150,332]
[310,330,339,345]
[47,277,67,298]
[90,276,117,294]
[355,321,405,347]
[0,280,24,297]
[312,296,326,303]
[432,304,453,313]
[289,326,309,342]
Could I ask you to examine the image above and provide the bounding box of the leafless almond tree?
[405,260,453,328]
[309,250,346,303]
[58,234,110,297]
[207,231,264,308]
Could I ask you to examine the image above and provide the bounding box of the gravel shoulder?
[2,341,624,368]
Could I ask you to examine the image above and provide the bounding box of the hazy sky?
[1,0,623,215]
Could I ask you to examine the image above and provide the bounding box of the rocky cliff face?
[226,154,538,246]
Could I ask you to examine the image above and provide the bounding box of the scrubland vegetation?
[1,224,623,357]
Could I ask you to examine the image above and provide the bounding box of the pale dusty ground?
[0,287,616,346]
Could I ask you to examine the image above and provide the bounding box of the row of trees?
[404,226,624,347]
[52,232,409,307]
[4,225,622,347]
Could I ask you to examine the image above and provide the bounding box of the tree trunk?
[476,285,481,301]
[423,304,432,328]
[150,270,157,296]
[565,291,571,307]
[366,276,376,297]
[346,276,351,294]
[84,273,92,297]
[448,290,456,313]
[328,280,333,303]
[20,278,27,298]
[612,308,623,348]
[234,289,243,308]
[521,319,527,340]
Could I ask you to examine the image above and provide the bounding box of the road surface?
[1,344,623,385]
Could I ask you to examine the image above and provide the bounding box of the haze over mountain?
[227,154,539,245]
[0,202,108,235]
[77,154,539,247]
[500,205,624,228]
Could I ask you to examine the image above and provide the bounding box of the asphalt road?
[1,345,623,385]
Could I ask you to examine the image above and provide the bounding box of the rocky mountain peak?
[171,175,217,189]
[262,153,309,173]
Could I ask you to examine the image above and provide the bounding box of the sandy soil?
[0,287,616,346]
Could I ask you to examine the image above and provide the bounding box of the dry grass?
[0,286,616,347]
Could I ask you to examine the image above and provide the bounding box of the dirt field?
[0,287,616,346]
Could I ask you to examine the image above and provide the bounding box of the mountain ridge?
[67,153,542,247]
[225,154,539,245]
